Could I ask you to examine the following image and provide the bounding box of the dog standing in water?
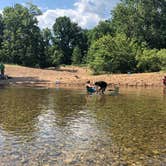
[95,81,107,94]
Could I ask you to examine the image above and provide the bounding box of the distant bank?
[1,64,165,88]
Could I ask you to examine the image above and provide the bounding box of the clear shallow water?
[0,86,165,166]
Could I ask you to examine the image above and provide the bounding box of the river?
[0,86,165,165]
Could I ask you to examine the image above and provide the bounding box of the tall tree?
[1,4,44,67]
[40,28,53,67]
[52,16,87,65]
[111,0,166,49]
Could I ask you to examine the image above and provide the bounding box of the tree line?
[0,0,165,74]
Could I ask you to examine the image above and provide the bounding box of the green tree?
[72,46,82,65]
[136,49,161,72]
[157,49,166,71]
[50,46,64,67]
[40,28,53,67]
[1,4,44,67]
[87,34,139,74]
[111,0,166,49]
[88,20,114,43]
[52,16,87,65]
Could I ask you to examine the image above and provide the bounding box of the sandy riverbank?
[1,64,165,88]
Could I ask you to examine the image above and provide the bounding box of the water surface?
[0,86,165,165]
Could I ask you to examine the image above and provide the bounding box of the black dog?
[95,81,107,94]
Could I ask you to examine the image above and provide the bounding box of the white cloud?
[74,0,114,18]
[37,0,119,29]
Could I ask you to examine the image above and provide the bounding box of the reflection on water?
[0,87,165,165]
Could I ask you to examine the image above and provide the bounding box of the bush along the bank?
[136,49,166,72]
[87,34,139,74]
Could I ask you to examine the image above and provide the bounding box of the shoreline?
[0,64,165,88]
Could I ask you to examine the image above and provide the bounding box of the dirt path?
[1,64,165,88]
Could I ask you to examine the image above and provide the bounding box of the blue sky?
[0,0,77,10]
[0,0,121,29]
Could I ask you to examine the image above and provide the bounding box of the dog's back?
[95,81,107,88]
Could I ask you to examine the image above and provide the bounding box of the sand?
[1,64,165,88]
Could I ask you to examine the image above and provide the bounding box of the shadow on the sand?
[45,67,78,73]
[56,68,78,73]
[8,76,51,87]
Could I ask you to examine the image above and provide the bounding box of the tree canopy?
[0,4,44,66]
[0,2,165,73]
[111,0,166,49]
[53,16,87,65]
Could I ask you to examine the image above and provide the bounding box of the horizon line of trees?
[0,0,165,74]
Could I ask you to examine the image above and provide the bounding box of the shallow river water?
[0,86,165,166]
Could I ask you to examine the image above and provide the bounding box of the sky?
[0,0,121,29]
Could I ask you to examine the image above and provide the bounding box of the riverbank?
[1,64,165,88]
